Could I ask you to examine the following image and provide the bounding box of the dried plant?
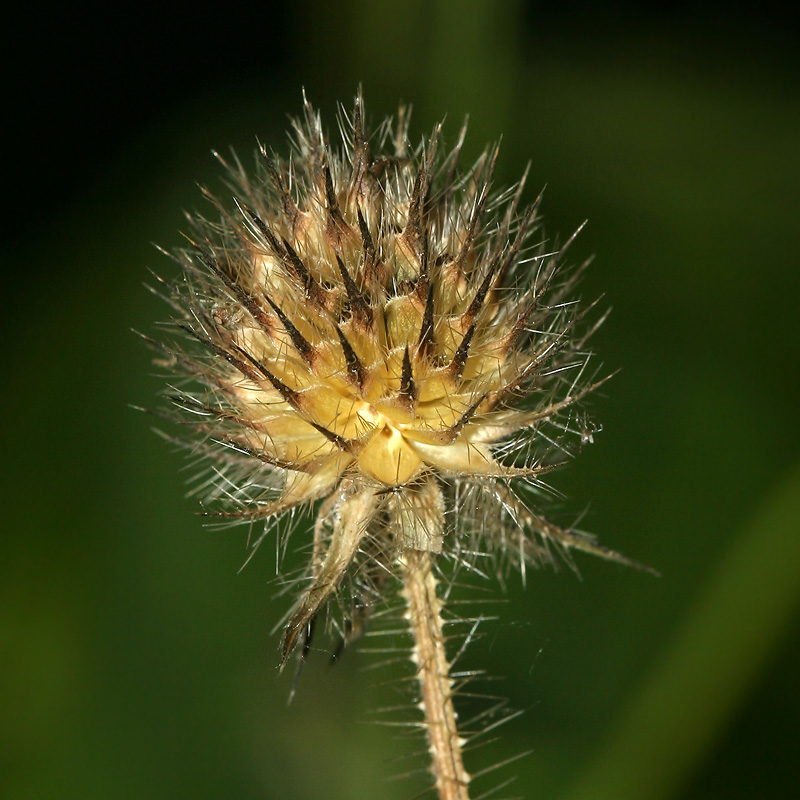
[146,91,649,800]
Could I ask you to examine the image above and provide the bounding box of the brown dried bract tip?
[150,90,651,800]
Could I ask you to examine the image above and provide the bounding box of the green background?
[3,2,799,798]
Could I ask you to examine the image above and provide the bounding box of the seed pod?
[148,90,652,800]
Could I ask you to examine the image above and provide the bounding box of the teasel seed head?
[148,90,650,673]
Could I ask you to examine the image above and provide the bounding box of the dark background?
[3,2,799,798]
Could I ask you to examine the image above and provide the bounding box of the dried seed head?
[149,91,646,668]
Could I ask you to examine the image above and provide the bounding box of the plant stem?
[401,548,471,800]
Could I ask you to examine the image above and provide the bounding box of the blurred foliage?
[2,1,799,798]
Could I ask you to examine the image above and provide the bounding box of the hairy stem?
[401,548,471,800]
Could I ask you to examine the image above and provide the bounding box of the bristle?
[230,341,300,405]
[176,323,261,384]
[237,199,281,251]
[350,91,370,201]
[489,202,537,299]
[452,143,498,274]
[402,127,440,269]
[195,248,274,333]
[461,257,499,329]
[306,419,359,453]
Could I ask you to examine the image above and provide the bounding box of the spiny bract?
[150,92,637,664]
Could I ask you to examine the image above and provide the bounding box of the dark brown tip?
[177,323,265,386]
[324,163,339,212]
[461,257,499,329]
[231,341,301,406]
[281,238,328,309]
[264,295,316,365]
[450,321,476,382]
[237,200,282,253]
[281,617,307,668]
[306,419,360,454]
[335,324,366,389]
[324,165,355,246]
[356,208,377,285]
[416,275,436,358]
[399,345,417,406]
[336,254,373,327]
[259,145,300,229]
[195,248,274,334]
[450,393,486,437]
[403,165,425,254]
[504,302,536,353]
[431,392,488,445]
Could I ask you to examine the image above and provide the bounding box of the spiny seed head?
[150,91,640,665]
